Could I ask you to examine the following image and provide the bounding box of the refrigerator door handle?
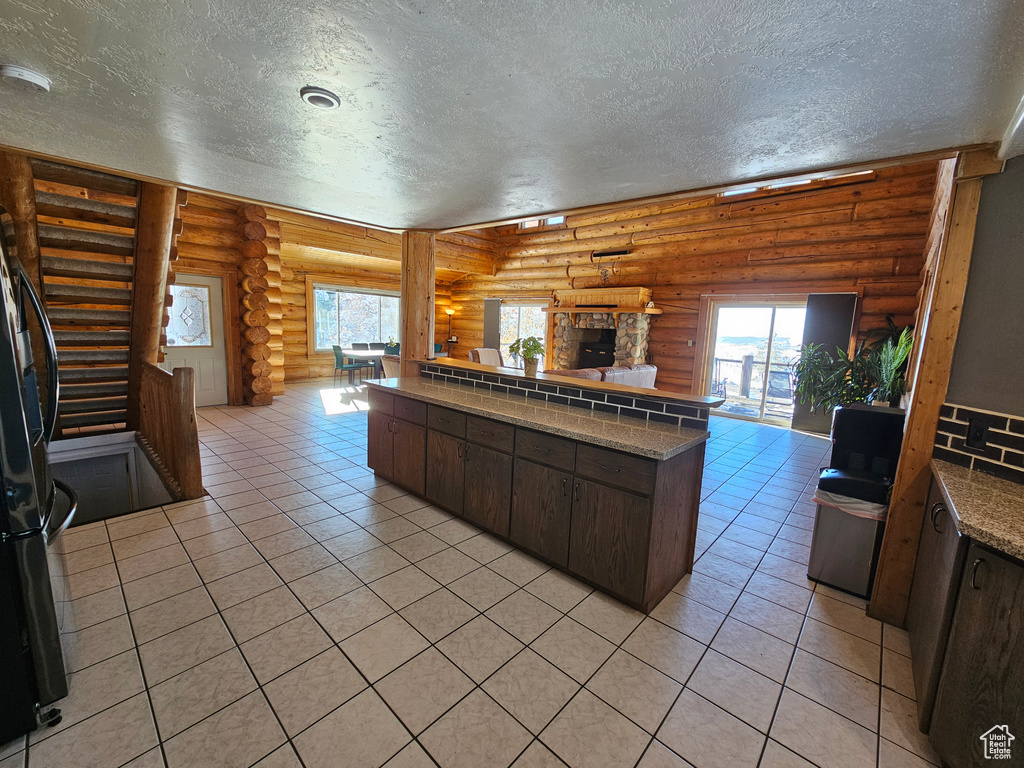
[17,265,59,443]
[45,480,78,543]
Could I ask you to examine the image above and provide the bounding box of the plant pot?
[524,358,539,377]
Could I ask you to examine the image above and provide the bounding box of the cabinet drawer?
[466,416,514,453]
[367,388,394,415]
[515,429,576,472]
[575,444,656,496]
[394,396,426,425]
[427,405,466,437]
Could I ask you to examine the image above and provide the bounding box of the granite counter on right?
[903,459,1024,767]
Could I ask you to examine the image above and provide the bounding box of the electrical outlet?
[966,419,989,449]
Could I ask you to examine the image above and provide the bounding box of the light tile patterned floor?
[0,382,938,768]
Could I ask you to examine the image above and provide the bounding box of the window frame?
[498,300,550,370]
[517,215,567,232]
[304,276,401,357]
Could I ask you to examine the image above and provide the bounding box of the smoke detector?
[300,85,340,110]
[1,65,51,93]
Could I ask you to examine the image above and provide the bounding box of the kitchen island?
[365,376,712,612]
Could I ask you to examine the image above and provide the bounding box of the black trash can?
[806,405,905,598]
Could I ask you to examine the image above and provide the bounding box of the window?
[499,303,548,368]
[313,286,400,351]
[166,284,212,347]
[518,215,565,230]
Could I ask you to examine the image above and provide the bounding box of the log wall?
[448,162,940,394]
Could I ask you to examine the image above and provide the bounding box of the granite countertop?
[413,356,725,408]
[366,378,709,460]
[932,459,1024,560]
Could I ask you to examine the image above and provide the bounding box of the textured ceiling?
[2,0,1024,229]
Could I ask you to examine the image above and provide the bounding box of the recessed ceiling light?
[300,86,340,110]
[1,65,50,93]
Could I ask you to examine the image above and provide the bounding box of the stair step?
[46,283,132,306]
[35,191,137,229]
[31,160,138,198]
[38,225,135,258]
[60,382,128,399]
[58,366,128,383]
[59,397,128,415]
[58,348,130,365]
[54,330,131,347]
[42,255,133,282]
[47,307,131,326]
[59,411,128,429]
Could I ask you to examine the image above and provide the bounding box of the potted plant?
[509,336,544,377]
[792,323,913,413]
[869,327,914,406]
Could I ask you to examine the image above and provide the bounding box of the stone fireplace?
[552,311,651,369]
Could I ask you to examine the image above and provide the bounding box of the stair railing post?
[126,182,178,430]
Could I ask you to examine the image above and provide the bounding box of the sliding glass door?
[707,302,806,424]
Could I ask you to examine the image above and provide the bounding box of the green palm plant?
[871,327,914,405]
[791,323,913,413]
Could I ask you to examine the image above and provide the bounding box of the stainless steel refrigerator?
[0,207,78,743]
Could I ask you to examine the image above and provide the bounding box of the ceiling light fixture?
[0,65,51,93]
[300,85,340,109]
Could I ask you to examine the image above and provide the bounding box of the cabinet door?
[464,443,512,536]
[511,458,572,566]
[906,478,968,731]
[392,419,426,496]
[569,478,649,604]
[367,411,394,480]
[426,431,465,514]
[930,543,1024,766]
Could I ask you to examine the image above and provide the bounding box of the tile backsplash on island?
[419,363,709,431]
[935,402,1024,485]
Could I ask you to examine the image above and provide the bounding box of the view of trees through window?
[499,304,548,369]
[314,287,400,350]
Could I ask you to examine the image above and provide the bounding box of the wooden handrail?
[136,362,203,500]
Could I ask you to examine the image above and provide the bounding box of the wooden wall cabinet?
[929,542,1024,766]
[367,390,704,611]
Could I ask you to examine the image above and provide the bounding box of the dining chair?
[383,343,400,355]
[352,342,370,350]
[332,345,363,385]
[369,342,386,350]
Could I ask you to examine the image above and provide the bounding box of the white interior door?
[161,274,228,407]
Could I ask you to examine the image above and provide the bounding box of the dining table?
[342,348,385,378]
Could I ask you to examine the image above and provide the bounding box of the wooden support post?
[0,150,53,426]
[236,204,274,406]
[868,150,998,626]
[0,151,43,289]
[127,182,179,429]
[400,231,436,377]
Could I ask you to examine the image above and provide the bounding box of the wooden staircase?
[32,160,140,436]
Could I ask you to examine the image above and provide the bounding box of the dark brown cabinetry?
[366,387,705,612]
[464,443,512,536]
[367,389,426,496]
[426,430,465,513]
[511,459,573,566]
[392,420,426,494]
[930,542,1024,766]
[906,479,968,731]
[569,479,649,604]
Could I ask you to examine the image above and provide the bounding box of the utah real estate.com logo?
[981,725,1015,760]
